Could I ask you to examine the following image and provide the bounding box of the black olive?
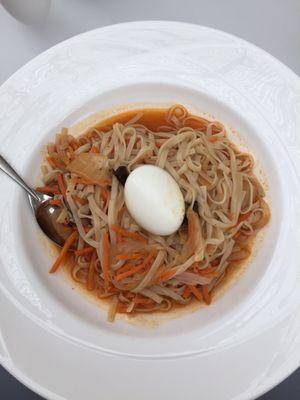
[113,166,129,186]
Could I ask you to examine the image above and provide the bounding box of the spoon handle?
[0,154,39,201]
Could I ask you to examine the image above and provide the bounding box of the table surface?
[0,0,299,399]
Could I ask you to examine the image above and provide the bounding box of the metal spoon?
[0,154,72,247]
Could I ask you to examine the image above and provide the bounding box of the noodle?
[38,105,270,321]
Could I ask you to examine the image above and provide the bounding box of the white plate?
[0,21,300,400]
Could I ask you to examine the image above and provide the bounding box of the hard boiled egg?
[124,165,185,236]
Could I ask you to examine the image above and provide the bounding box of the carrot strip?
[202,285,212,305]
[182,286,191,299]
[233,232,241,240]
[189,285,203,301]
[101,188,110,208]
[211,259,220,267]
[66,147,74,162]
[90,145,100,153]
[87,251,97,291]
[134,295,154,305]
[115,262,133,275]
[202,272,219,278]
[46,156,58,168]
[116,252,146,261]
[102,232,110,289]
[74,246,94,256]
[107,286,120,295]
[116,232,124,244]
[69,140,78,150]
[207,136,219,143]
[118,206,125,219]
[156,269,176,284]
[36,185,60,195]
[115,263,146,281]
[197,267,219,278]
[101,188,108,202]
[115,252,154,281]
[56,172,67,201]
[155,140,165,148]
[111,225,147,243]
[237,211,252,224]
[73,195,88,205]
[46,156,65,169]
[198,267,215,275]
[49,231,78,273]
[49,199,63,207]
[117,303,128,313]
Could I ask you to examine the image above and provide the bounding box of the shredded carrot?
[134,295,154,305]
[189,285,203,301]
[49,231,78,274]
[142,302,157,309]
[102,232,110,289]
[207,135,219,143]
[107,286,120,294]
[233,232,241,239]
[74,246,94,256]
[118,206,125,219]
[116,232,124,245]
[56,172,67,201]
[36,185,60,195]
[191,262,198,273]
[115,252,154,281]
[101,188,109,206]
[198,267,218,277]
[124,292,135,300]
[67,145,74,154]
[115,262,133,275]
[117,303,128,313]
[90,145,100,153]
[155,140,165,148]
[115,263,146,281]
[202,285,212,305]
[156,269,176,284]
[182,286,191,299]
[211,258,220,267]
[87,130,99,140]
[66,147,74,162]
[73,195,88,205]
[87,251,97,291]
[69,140,78,150]
[46,156,59,168]
[116,252,146,261]
[49,199,63,207]
[111,225,147,243]
[237,211,252,224]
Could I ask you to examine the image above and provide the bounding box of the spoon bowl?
[29,195,74,247]
[0,154,71,249]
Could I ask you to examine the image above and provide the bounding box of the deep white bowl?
[0,21,299,400]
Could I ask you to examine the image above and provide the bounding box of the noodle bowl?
[37,105,270,322]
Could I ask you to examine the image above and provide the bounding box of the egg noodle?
[37,105,270,321]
